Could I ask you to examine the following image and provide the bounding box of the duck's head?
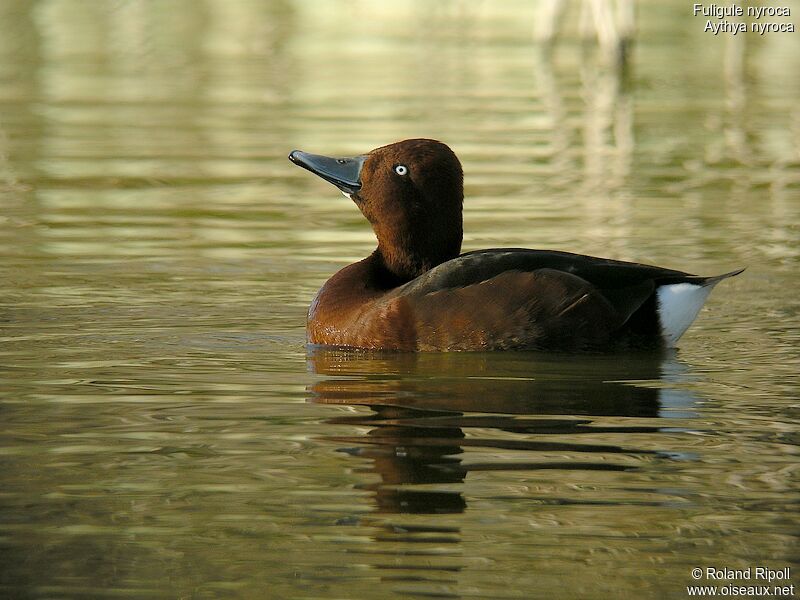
[289,138,463,282]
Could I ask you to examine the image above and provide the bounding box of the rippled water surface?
[1,2,799,598]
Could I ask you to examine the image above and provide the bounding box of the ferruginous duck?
[289,139,742,351]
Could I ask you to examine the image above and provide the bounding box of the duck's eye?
[394,164,408,176]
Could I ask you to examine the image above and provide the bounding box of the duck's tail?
[698,267,746,287]
[656,267,745,346]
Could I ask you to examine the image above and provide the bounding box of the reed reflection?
[308,348,698,515]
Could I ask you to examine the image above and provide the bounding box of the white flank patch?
[656,283,714,346]
[341,191,352,200]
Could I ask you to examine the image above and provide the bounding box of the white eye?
[394,164,408,176]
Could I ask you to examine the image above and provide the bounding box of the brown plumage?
[289,139,742,351]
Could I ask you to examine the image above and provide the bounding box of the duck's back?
[366,249,739,351]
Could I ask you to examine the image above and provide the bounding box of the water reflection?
[309,348,698,516]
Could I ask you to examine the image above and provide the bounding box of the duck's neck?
[373,233,461,283]
[313,244,456,320]
[367,249,411,288]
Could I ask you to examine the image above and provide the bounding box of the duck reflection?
[338,412,467,514]
[308,348,697,515]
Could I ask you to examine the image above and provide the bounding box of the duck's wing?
[382,249,741,351]
[401,249,692,292]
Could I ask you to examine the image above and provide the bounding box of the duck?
[288,139,742,352]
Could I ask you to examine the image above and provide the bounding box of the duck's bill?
[288,150,366,195]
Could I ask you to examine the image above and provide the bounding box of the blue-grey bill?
[288,150,366,195]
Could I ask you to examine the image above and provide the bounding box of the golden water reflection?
[309,349,696,516]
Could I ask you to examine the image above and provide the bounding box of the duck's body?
[290,139,742,352]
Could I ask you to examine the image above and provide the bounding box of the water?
[1,1,798,598]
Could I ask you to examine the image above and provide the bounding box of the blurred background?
[1,1,798,598]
